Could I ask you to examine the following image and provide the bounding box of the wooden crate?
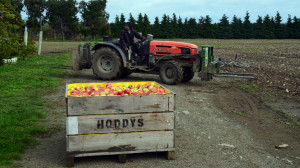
[65,82,175,167]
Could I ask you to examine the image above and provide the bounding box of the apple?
[69,87,75,92]
[106,83,112,88]
[150,88,157,93]
[109,90,115,95]
[124,89,130,95]
[123,83,129,88]
[143,88,149,92]
[136,91,142,95]
[100,92,106,96]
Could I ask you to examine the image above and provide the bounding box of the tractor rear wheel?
[181,67,195,82]
[159,61,183,85]
[92,47,122,80]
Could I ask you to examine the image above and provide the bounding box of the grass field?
[0,53,72,166]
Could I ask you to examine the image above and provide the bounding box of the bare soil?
[177,39,300,101]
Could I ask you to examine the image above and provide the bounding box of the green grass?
[236,84,259,92]
[0,53,71,166]
[271,108,300,129]
[231,110,244,116]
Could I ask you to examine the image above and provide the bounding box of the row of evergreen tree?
[13,0,300,40]
[110,12,300,39]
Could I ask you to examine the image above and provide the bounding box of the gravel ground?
[17,69,299,168]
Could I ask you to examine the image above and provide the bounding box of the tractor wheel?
[159,61,183,85]
[92,47,123,80]
[181,67,195,82]
[121,68,132,78]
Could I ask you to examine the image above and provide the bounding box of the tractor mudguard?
[176,55,201,72]
[92,42,128,68]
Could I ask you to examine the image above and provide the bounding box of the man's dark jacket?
[120,23,143,49]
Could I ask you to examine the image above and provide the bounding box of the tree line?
[110,12,300,39]
[21,0,108,40]
[5,0,300,40]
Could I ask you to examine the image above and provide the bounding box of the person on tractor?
[120,22,145,60]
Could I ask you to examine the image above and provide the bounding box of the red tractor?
[74,35,253,84]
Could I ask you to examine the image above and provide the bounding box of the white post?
[24,26,28,46]
[38,31,43,55]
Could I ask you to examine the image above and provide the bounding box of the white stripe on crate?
[67,117,78,135]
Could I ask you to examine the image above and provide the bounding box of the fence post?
[24,26,28,46]
[38,31,43,55]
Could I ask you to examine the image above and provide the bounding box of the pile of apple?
[68,83,166,97]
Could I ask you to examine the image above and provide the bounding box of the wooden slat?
[67,131,174,153]
[67,94,174,116]
[67,112,174,135]
[168,94,175,111]
[72,148,175,157]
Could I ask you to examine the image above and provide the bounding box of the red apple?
[124,89,130,95]
[106,83,112,88]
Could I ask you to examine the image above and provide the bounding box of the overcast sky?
[21,0,299,23]
[105,0,299,23]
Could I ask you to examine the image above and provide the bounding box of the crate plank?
[168,94,175,111]
[67,113,174,135]
[72,148,175,157]
[67,94,174,116]
[67,131,174,154]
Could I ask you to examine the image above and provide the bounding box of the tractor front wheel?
[92,47,123,80]
[181,67,195,82]
[159,61,183,85]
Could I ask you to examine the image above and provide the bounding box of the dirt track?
[17,68,300,167]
